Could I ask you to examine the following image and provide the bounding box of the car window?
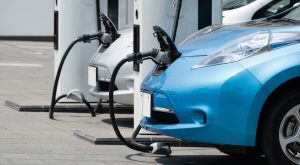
[284,6,300,21]
[253,0,300,19]
[223,0,256,10]
[264,0,292,16]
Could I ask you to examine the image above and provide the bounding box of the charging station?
[54,0,133,103]
[98,0,133,30]
[133,0,222,129]
[54,0,99,102]
[52,0,222,147]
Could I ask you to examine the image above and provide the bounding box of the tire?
[262,91,300,165]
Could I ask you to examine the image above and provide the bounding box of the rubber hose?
[109,58,152,152]
[49,38,81,119]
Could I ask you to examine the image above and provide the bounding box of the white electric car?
[223,0,300,24]
[89,0,298,105]
[89,27,133,105]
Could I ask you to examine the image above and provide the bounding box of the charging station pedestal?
[133,0,222,130]
[54,0,99,102]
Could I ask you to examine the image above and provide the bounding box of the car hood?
[90,27,133,68]
[222,10,230,17]
[178,19,300,57]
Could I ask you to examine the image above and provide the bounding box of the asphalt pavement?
[0,40,269,165]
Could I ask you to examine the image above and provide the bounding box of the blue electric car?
[140,5,300,165]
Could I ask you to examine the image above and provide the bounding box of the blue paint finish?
[140,20,300,147]
[179,26,257,56]
[239,43,300,92]
[142,58,266,146]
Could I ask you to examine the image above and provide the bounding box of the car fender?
[239,43,300,140]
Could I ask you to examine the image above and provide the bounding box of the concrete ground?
[0,41,269,165]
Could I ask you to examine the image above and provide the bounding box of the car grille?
[98,81,118,92]
[151,110,180,124]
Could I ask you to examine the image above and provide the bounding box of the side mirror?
[293,3,300,7]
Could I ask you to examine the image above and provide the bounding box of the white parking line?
[19,46,52,49]
[0,63,43,67]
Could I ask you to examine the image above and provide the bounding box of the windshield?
[223,0,256,10]
[284,6,300,21]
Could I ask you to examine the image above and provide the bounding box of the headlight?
[192,31,300,69]
[193,31,270,69]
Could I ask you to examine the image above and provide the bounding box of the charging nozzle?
[78,31,104,43]
[126,49,160,63]
[77,31,115,48]
[100,13,120,40]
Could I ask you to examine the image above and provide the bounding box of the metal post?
[55,0,99,102]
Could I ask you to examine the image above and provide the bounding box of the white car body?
[223,0,299,25]
[223,0,271,24]
[89,28,133,105]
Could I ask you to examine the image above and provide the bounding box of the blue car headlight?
[193,31,271,69]
[192,31,300,69]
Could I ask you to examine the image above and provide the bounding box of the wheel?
[262,91,300,165]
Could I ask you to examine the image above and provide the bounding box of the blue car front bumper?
[140,56,269,147]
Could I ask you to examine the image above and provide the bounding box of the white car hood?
[90,27,133,69]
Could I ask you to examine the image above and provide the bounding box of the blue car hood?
[178,19,300,57]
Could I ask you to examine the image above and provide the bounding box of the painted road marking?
[0,63,43,67]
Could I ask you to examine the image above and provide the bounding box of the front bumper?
[140,57,269,146]
[89,86,133,105]
[89,62,134,105]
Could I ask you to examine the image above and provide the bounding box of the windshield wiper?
[266,4,300,21]
[281,18,300,23]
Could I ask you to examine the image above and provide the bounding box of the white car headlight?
[193,31,271,69]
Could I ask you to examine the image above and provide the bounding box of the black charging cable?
[108,49,171,155]
[49,32,104,119]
